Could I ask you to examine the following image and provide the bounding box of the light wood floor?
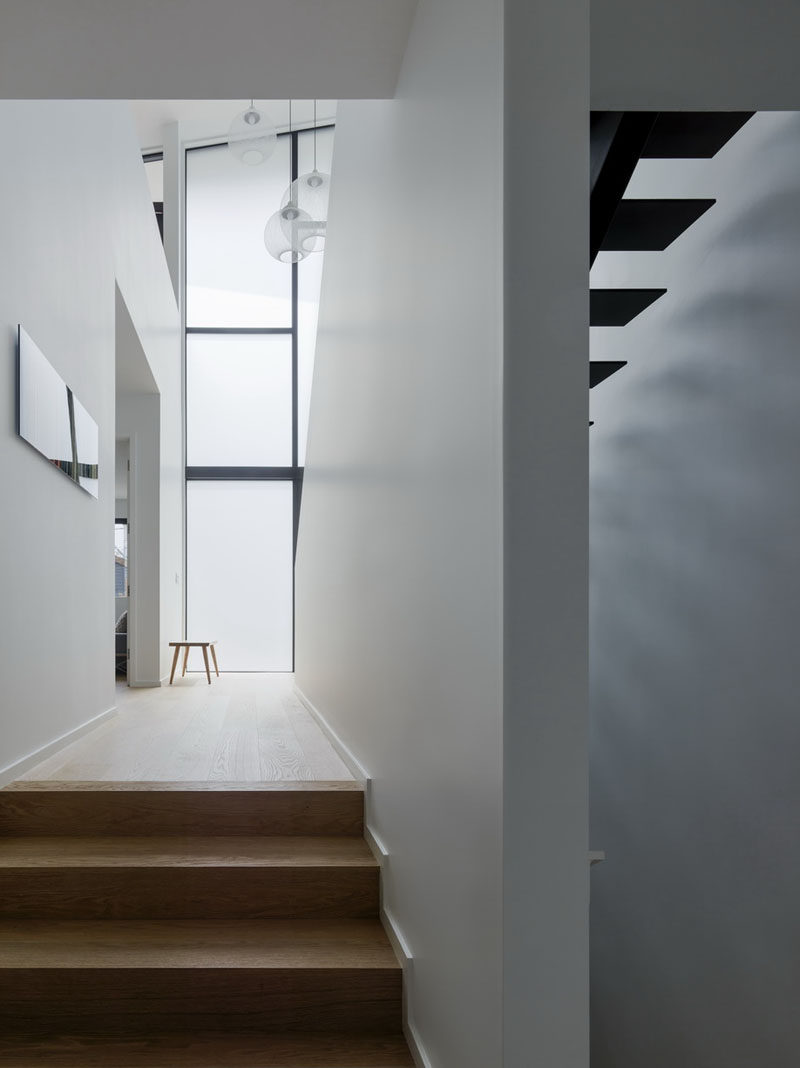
[19,675,353,783]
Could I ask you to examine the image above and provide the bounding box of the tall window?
[185,125,333,670]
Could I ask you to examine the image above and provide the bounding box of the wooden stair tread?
[0,1032,415,1066]
[0,836,377,868]
[0,918,400,970]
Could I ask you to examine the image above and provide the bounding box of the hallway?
[19,675,353,783]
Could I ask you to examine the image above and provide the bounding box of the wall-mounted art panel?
[17,325,99,498]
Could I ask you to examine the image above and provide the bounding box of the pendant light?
[264,100,312,263]
[228,100,277,166]
[280,100,330,252]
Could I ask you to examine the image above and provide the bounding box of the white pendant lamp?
[280,100,330,252]
[228,100,276,166]
[264,101,311,263]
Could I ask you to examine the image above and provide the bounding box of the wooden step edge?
[3,781,362,793]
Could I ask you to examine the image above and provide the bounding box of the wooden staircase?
[0,781,413,1067]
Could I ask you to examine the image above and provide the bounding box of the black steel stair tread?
[601,199,715,251]
[590,361,627,388]
[640,112,753,158]
[590,289,666,326]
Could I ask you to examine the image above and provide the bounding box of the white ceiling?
[0,1,416,101]
[131,99,338,153]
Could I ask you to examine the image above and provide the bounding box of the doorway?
[114,438,130,681]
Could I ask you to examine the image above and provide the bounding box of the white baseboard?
[381,907,433,1068]
[0,706,117,787]
[128,680,164,689]
[293,684,433,1068]
[405,1017,435,1068]
[293,685,371,785]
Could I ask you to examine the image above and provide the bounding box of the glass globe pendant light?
[264,101,311,263]
[228,100,277,166]
[280,100,330,252]
[264,204,312,263]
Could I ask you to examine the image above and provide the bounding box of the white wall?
[112,121,183,684]
[589,112,800,1068]
[0,100,179,778]
[294,0,503,1063]
[296,0,590,1065]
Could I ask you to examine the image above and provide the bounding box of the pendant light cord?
[288,100,294,205]
[313,99,318,172]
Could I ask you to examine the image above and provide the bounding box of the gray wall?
[0,100,179,780]
[589,112,800,1068]
[504,0,589,1065]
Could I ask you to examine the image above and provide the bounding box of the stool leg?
[201,644,212,684]
[210,644,220,677]
[182,646,190,677]
[169,646,180,685]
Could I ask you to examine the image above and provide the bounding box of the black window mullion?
[186,326,293,335]
[290,131,299,671]
[186,466,299,480]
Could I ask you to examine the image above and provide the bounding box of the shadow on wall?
[590,112,800,1068]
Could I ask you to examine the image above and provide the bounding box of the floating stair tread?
[601,198,715,251]
[590,361,627,388]
[640,112,753,158]
[0,836,377,868]
[0,1032,415,1066]
[0,918,399,970]
[590,288,666,326]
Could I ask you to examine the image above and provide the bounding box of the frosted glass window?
[186,141,292,328]
[296,127,334,464]
[297,125,334,183]
[187,481,294,671]
[187,334,292,467]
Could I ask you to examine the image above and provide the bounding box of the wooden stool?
[168,641,219,685]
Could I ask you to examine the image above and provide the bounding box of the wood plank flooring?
[19,674,352,783]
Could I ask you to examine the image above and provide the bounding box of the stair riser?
[0,868,378,919]
[0,969,402,1035]
[0,792,363,837]
[0,1033,415,1066]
